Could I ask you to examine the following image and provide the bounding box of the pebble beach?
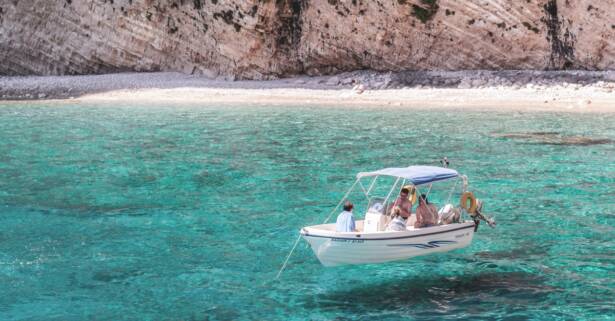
[1,70,614,113]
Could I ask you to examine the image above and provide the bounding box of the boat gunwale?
[301,222,475,241]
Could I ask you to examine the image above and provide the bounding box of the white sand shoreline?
[76,86,613,113]
[1,71,614,113]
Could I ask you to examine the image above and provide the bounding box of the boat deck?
[302,220,475,239]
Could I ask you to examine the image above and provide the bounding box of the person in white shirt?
[335,201,357,232]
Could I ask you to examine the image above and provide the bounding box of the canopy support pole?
[398,179,407,203]
[461,175,469,192]
[425,183,433,198]
[358,180,369,198]
[366,176,378,195]
[383,177,401,206]
[445,177,460,205]
[361,176,379,212]
[322,179,359,224]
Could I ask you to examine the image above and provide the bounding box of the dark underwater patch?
[491,132,613,146]
[309,271,557,314]
[93,268,145,283]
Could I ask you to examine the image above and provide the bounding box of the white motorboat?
[301,165,495,267]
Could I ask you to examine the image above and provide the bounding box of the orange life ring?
[460,191,477,213]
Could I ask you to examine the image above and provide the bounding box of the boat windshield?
[366,197,386,214]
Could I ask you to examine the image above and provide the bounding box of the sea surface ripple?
[0,102,613,321]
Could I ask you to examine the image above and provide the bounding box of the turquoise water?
[0,102,614,321]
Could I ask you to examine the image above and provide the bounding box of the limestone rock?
[0,0,614,79]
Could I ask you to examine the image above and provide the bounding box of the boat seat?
[438,204,461,224]
[406,214,417,227]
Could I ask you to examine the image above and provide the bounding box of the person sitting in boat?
[335,201,357,232]
[414,194,439,228]
[386,206,407,232]
[391,187,413,219]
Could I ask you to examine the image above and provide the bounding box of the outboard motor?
[470,199,496,231]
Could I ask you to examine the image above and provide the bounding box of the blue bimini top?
[356,166,459,186]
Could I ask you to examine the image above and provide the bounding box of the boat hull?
[301,221,475,266]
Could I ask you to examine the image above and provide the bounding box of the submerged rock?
[492,132,560,139]
[546,136,612,146]
[491,132,613,146]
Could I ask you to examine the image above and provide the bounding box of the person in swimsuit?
[391,187,413,219]
[415,194,439,228]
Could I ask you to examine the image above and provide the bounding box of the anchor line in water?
[275,234,303,280]
[276,180,360,279]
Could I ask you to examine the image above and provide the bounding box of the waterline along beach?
[2,0,615,320]
[2,71,615,113]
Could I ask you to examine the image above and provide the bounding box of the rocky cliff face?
[1,0,613,78]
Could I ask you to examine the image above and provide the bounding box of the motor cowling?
[469,199,496,231]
